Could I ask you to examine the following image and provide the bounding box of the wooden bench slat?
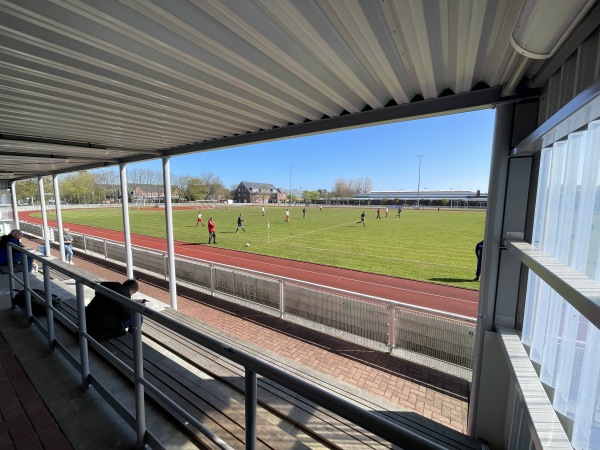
[60,299,313,450]
[156,308,482,450]
[143,317,392,449]
[55,294,481,450]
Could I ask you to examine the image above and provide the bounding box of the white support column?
[53,175,66,261]
[10,181,19,229]
[163,157,178,309]
[468,103,515,436]
[38,177,50,256]
[120,164,134,279]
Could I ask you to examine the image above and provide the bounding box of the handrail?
[6,243,457,450]
[497,327,572,448]
[505,238,600,330]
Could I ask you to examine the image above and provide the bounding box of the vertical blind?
[522,121,600,450]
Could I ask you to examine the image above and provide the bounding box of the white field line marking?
[266,221,472,270]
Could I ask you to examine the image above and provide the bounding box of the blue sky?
[130,108,496,193]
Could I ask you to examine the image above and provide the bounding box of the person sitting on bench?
[0,230,33,272]
[85,279,139,341]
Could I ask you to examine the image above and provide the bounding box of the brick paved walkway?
[0,334,71,450]
[28,238,471,433]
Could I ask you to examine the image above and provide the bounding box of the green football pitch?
[42,205,485,289]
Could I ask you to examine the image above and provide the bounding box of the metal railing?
[21,221,476,379]
[6,243,453,450]
[497,327,572,449]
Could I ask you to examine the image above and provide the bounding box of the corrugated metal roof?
[0,0,596,182]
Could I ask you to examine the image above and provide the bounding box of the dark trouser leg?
[475,256,482,279]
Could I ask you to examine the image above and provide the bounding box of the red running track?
[23,211,479,318]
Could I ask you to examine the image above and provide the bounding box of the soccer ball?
[245,242,250,247]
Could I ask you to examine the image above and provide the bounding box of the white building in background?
[353,189,487,206]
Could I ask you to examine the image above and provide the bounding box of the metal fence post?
[22,254,33,324]
[279,280,285,319]
[103,239,107,260]
[84,234,88,254]
[210,264,215,295]
[75,281,90,389]
[245,368,257,450]
[163,254,168,281]
[387,306,396,354]
[132,311,146,449]
[43,263,55,349]
[7,246,15,300]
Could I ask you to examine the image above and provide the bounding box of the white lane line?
[170,244,479,305]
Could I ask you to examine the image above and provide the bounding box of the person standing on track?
[208,217,217,244]
[285,209,290,223]
[376,208,381,219]
[196,211,204,227]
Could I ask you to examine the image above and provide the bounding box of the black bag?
[12,289,62,315]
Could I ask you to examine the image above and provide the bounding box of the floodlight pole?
[417,155,423,208]
[289,165,293,204]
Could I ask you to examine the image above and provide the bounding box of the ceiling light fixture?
[503,0,595,96]
[511,0,595,59]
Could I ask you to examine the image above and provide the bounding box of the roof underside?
[0,0,595,182]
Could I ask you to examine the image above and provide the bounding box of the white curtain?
[522,121,600,449]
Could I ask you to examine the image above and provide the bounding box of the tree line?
[15,169,229,204]
[15,171,373,205]
[329,177,373,202]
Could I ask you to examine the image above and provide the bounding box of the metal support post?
[43,263,55,349]
[7,246,15,299]
[120,164,134,279]
[22,254,32,323]
[38,177,51,256]
[76,281,90,389]
[53,174,66,261]
[132,311,146,448]
[162,157,178,309]
[468,103,515,435]
[245,368,257,450]
[10,181,19,229]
